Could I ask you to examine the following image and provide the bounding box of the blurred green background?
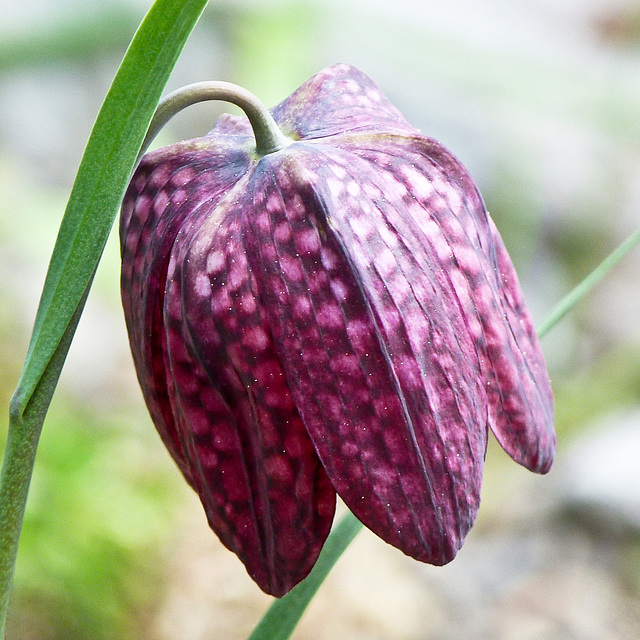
[1,0,640,638]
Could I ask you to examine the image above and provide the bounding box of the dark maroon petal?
[237,145,488,565]
[169,188,336,596]
[120,139,252,484]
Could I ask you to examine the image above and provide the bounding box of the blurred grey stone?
[557,410,640,538]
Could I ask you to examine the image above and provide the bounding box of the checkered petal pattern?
[120,64,555,596]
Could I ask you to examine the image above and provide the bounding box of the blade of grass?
[247,224,640,640]
[15,0,208,411]
[248,511,363,640]
[1,0,209,633]
[537,226,640,338]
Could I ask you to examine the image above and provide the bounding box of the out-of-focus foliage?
[2,1,640,639]
[8,398,179,640]
[0,5,140,71]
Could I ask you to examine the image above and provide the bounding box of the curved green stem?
[138,81,292,164]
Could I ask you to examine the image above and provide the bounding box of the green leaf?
[537,226,640,339]
[248,511,363,640]
[1,0,209,633]
[13,0,209,418]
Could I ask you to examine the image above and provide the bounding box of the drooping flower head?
[120,64,555,597]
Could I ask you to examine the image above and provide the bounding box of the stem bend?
[139,81,291,163]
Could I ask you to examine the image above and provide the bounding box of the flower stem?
[138,81,291,164]
[0,412,41,636]
[1,290,86,636]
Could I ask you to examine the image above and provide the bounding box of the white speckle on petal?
[242,326,270,350]
[274,222,292,243]
[195,273,211,297]
[327,177,345,198]
[347,181,361,197]
[330,279,349,301]
[331,164,347,180]
[400,165,434,201]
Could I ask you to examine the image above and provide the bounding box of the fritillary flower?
[120,64,555,596]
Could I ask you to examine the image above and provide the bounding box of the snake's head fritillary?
[120,64,555,597]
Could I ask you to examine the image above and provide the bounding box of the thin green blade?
[537,226,640,339]
[2,0,209,633]
[11,0,209,417]
[248,511,363,640]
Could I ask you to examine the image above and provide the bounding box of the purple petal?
[237,145,488,565]
[332,135,555,473]
[121,142,252,482]
[487,219,555,472]
[272,63,418,139]
[168,185,336,596]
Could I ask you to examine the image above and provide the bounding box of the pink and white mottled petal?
[487,219,555,471]
[335,137,555,473]
[243,151,488,565]
[270,63,418,139]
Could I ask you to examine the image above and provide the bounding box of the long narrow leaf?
[2,0,208,632]
[12,0,209,416]
[248,224,640,640]
[537,226,640,338]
